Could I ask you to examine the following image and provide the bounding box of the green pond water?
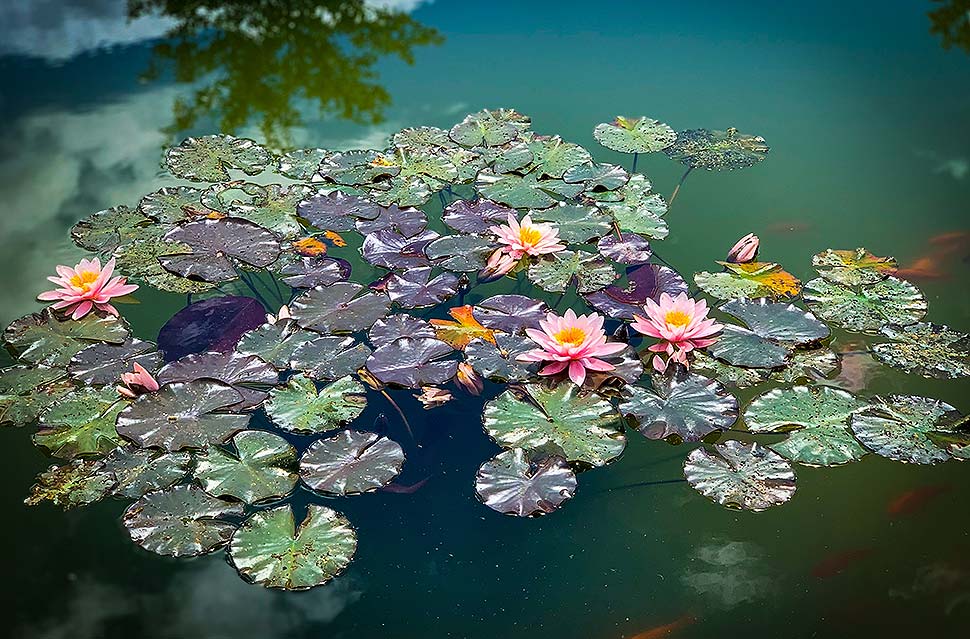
[1,1,969,637]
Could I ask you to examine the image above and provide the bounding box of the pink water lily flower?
[726,233,759,263]
[490,212,565,260]
[517,309,627,386]
[38,257,138,320]
[631,292,723,370]
[117,362,160,399]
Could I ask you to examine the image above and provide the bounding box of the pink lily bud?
[117,362,160,399]
[726,233,759,263]
[478,247,518,281]
[652,355,667,373]
[456,362,484,396]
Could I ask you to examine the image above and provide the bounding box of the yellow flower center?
[664,310,691,327]
[554,326,586,346]
[519,226,542,246]
[69,270,99,292]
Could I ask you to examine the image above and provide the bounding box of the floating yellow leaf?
[323,230,347,247]
[430,305,498,350]
[292,237,328,257]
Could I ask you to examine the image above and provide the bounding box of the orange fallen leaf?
[323,230,347,247]
[716,261,802,298]
[292,237,328,257]
[430,305,498,350]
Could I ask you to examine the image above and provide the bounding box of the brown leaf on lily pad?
[430,305,498,350]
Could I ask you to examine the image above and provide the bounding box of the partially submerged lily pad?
[870,323,970,379]
[665,128,769,170]
[25,459,115,509]
[195,430,298,504]
[812,248,897,286]
[291,283,390,334]
[34,387,126,459]
[483,383,626,467]
[684,441,796,511]
[365,337,457,388]
[620,373,738,443]
[475,448,577,517]
[123,485,243,557]
[803,276,926,333]
[264,375,366,435]
[593,116,676,154]
[4,309,129,367]
[68,338,162,386]
[158,296,267,361]
[850,395,966,464]
[299,430,405,496]
[165,134,272,182]
[229,504,357,590]
[116,380,249,451]
[102,446,191,499]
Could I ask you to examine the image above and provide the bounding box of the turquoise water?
[1,1,969,637]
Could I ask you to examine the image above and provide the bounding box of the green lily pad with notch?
[870,322,970,379]
[803,276,926,333]
[113,239,216,294]
[265,374,366,435]
[665,128,769,170]
[277,148,330,181]
[34,387,127,459]
[465,334,535,383]
[474,448,577,517]
[620,373,738,443]
[850,395,966,464]
[291,282,390,334]
[709,299,829,369]
[563,162,630,193]
[103,446,192,499]
[138,186,206,223]
[593,116,677,154]
[450,111,519,147]
[527,137,592,179]
[684,441,796,512]
[235,320,320,370]
[483,383,626,467]
[123,485,243,557]
[476,170,582,209]
[68,338,162,386]
[228,184,315,238]
[229,504,357,591]
[0,365,73,427]
[4,309,130,367]
[812,248,897,286]
[71,205,153,253]
[744,385,869,466]
[195,430,298,504]
[528,249,618,294]
[291,336,371,381]
[299,430,405,496]
[165,134,273,182]
[695,262,801,301]
[530,204,613,244]
[116,380,249,451]
[25,459,115,509]
[367,175,434,208]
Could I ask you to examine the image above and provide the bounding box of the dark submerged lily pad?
[665,128,769,170]
[157,296,266,361]
[299,430,405,496]
[475,448,577,517]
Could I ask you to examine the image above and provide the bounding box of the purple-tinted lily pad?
[316,150,401,186]
[277,256,351,288]
[161,217,281,283]
[361,228,439,270]
[157,351,278,410]
[68,338,162,386]
[297,191,382,232]
[291,336,372,381]
[584,264,688,320]
[365,337,458,388]
[386,268,459,308]
[157,296,267,361]
[355,204,427,236]
[291,282,391,334]
[442,199,514,234]
[368,314,436,347]
[426,234,493,272]
[597,233,653,264]
[472,295,549,334]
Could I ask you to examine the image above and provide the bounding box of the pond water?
[1,1,969,638]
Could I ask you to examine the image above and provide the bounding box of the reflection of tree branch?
[928,0,970,54]
[128,1,444,148]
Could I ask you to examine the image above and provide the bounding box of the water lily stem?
[631,152,639,173]
[380,389,419,448]
[235,269,271,309]
[667,166,693,208]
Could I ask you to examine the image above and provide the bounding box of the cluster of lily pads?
[2,110,968,590]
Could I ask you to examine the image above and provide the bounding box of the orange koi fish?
[888,484,952,517]
[812,548,874,579]
[630,615,696,639]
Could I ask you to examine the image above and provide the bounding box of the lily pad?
[299,430,405,496]
[426,234,493,272]
[229,504,357,590]
[527,137,592,179]
[812,248,897,286]
[476,170,582,209]
[475,448,577,517]
[850,395,966,464]
[530,204,613,244]
[355,204,427,237]
[596,233,652,264]
[161,217,281,283]
[68,338,162,386]
[157,296,266,361]
[0,366,73,427]
[584,263,688,320]
[692,351,769,389]
[802,276,926,333]
[695,262,801,301]
[472,295,549,334]
[157,351,278,410]
[291,336,372,381]
[265,375,366,435]
[709,299,829,369]
[593,116,677,154]
[684,441,796,511]
[368,314,436,347]
[665,128,769,170]
[138,186,206,223]
[392,126,455,150]
[113,239,216,295]
[528,249,618,294]
[365,337,458,388]
[620,373,738,443]
[277,148,330,181]
[361,228,438,270]
[123,485,243,557]
[165,135,272,182]
[768,347,840,384]
[71,205,152,253]
[562,162,630,193]
[235,320,320,370]
[316,150,401,187]
[483,383,626,467]
[25,459,115,509]
[291,282,390,334]
[34,387,126,459]
[870,322,970,379]
[385,267,459,308]
[228,184,314,238]
[297,191,382,232]
[195,430,298,504]
[116,380,249,451]
[464,334,535,382]
[450,111,519,147]
[4,309,130,367]
[275,254,351,289]
[709,325,789,369]
[442,199,514,234]
[102,446,191,499]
